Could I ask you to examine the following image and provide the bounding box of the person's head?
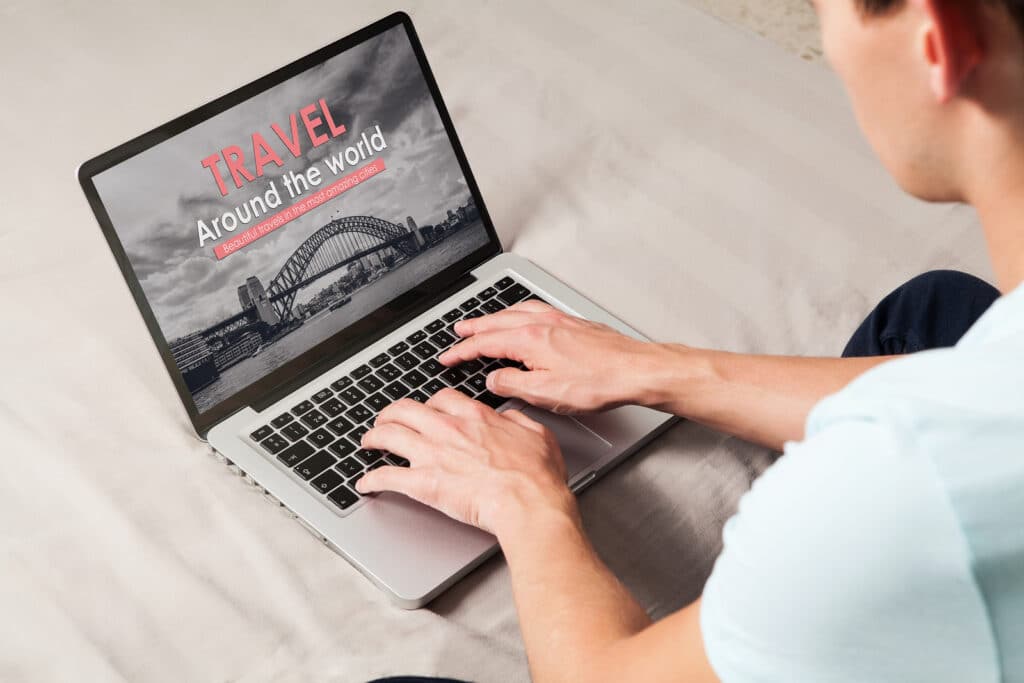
[812,0,1024,202]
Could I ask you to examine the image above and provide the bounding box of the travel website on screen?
[92,26,489,413]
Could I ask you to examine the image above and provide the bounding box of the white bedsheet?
[0,1,991,680]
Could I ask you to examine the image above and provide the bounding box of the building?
[169,332,219,392]
[243,276,280,326]
[238,284,254,310]
[406,215,426,249]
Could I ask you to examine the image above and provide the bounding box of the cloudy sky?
[94,25,475,340]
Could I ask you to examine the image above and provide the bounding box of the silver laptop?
[78,11,675,608]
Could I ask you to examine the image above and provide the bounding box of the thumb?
[486,367,551,404]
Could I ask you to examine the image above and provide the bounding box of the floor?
[693,0,823,62]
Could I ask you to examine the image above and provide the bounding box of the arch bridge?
[266,215,421,321]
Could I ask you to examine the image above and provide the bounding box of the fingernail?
[485,372,496,390]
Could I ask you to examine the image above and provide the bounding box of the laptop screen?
[86,18,496,425]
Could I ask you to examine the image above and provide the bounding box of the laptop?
[78,11,676,608]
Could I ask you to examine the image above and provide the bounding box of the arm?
[637,345,891,450]
[357,390,719,683]
[499,507,717,683]
[439,301,892,451]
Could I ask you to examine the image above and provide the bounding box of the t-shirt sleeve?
[699,419,998,683]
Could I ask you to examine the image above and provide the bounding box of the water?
[193,222,489,412]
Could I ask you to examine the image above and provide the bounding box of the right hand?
[438,299,667,414]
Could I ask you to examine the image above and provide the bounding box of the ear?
[911,0,986,102]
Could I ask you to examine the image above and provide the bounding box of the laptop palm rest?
[518,405,613,480]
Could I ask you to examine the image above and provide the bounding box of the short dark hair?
[857,0,1024,34]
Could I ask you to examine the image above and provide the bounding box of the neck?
[965,127,1024,294]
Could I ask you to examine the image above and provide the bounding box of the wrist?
[633,343,718,414]
[489,482,582,550]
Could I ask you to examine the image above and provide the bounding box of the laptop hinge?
[249,271,478,414]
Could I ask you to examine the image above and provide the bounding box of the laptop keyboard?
[248,275,544,515]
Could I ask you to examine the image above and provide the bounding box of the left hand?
[356,388,578,535]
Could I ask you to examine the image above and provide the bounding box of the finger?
[356,465,438,504]
[361,422,439,463]
[426,387,491,419]
[486,367,548,399]
[374,397,454,435]
[438,328,532,366]
[508,299,556,313]
[498,407,548,435]
[453,306,557,338]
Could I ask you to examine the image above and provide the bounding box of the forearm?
[497,507,650,683]
[634,344,892,450]
[497,504,719,683]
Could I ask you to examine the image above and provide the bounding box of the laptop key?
[277,440,315,467]
[383,381,409,400]
[401,369,427,388]
[425,319,445,333]
[320,397,345,417]
[327,484,360,510]
[376,363,401,381]
[442,309,462,323]
[459,297,480,311]
[454,385,475,398]
[345,404,373,424]
[476,391,507,409]
[270,413,294,428]
[394,352,419,371]
[291,400,314,416]
[386,454,411,467]
[358,375,384,393]
[354,448,385,465]
[348,425,369,444]
[423,379,445,396]
[498,284,531,306]
[329,437,358,458]
[407,390,428,403]
[308,429,334,449]
[387,341,409,356]
[295,451,336,480]
[339,386,366,406]
[460,359,484,373]
[477,287,497,300]
[365,392,390,412]
[330,376,353,392]
[259,434,289,455]
[337,457,363,478]
[421,359,445,376]
[411,341,437,359]
[440,367,466,385]
[463,309,484,320]
[466,374,488,393]
[281,422,309,441]
[311,469,345,495]
[300,409,327,428]
[326,415,354,435]
[495,276,515,290]
[250,425,273,441]
[351,364,372,380]
[430,330,455,348]
[312,388,333,403]
[481,299,504,314]
[406,329,427,344]
[369,353,390,368]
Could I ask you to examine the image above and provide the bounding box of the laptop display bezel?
[77,12,502,437]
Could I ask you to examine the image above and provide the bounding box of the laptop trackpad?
[519,406,613,479]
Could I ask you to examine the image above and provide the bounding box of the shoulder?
[700,421,1000,682]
